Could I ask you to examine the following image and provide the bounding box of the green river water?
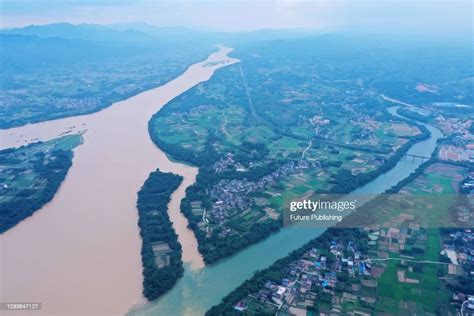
[131,106,443,316]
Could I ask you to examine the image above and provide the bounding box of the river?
[0,46,239,315]
[131,106,443,315]
[0,46,442,315]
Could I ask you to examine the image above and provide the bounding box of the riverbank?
[133,106,443,315]
[206,107,447,315]
[0,134,82,233]
[206,122,459,314]
[0,46,239,315]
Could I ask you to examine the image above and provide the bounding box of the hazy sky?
[0,0,472,34]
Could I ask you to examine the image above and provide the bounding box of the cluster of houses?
[439,145,474,163]
[329,240,371,277]
[310,115,330,126]
[236,239,370,312]
[212,152,247,173]
[441,229,474,269]
[208,159,319,224]
[435,116,472,139]
[54,96,102,111]
[349,115,386,147]
[436,117,474,162]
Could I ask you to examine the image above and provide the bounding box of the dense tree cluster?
[136,169,184,300]
[0,148,73,233]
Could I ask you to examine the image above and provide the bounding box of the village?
[230,161,474,315]
[234,237,372,315]
[422,108,474,163]
[207,154,320,226]
[233,220,474,315]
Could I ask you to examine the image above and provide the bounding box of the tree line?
[136,169,184,300]
[0,148,74,234]
[329,125,430,195]
[205,228,368,315]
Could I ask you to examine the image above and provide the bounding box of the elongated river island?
[0,46,239,315]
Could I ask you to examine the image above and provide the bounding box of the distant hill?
[109,22,215,43]
[0,22,222,71]
[0,22,226,49]
[0,33,142,71]
[0,22,155,43]
[0,22,328,48]
[228,28,320,43]
[108,22,200,38]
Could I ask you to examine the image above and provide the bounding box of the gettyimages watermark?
[284,196,358,227]
[283,194,473,228]
[288,199,357,223]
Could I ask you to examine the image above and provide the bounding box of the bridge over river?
[404,153,431,162]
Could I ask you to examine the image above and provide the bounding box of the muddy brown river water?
[0,46,239,315]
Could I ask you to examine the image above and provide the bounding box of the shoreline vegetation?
[0,45,236,313]
[136,169,185,301]
[0,134,82,233]
[205,108,471,315]
[206,228,368,316]
[206,157,471,315]
[0,45,235,314]
[205,155,438,316]
[147,39,450,268]
[328,120,430,195]
[149,103,431,265]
